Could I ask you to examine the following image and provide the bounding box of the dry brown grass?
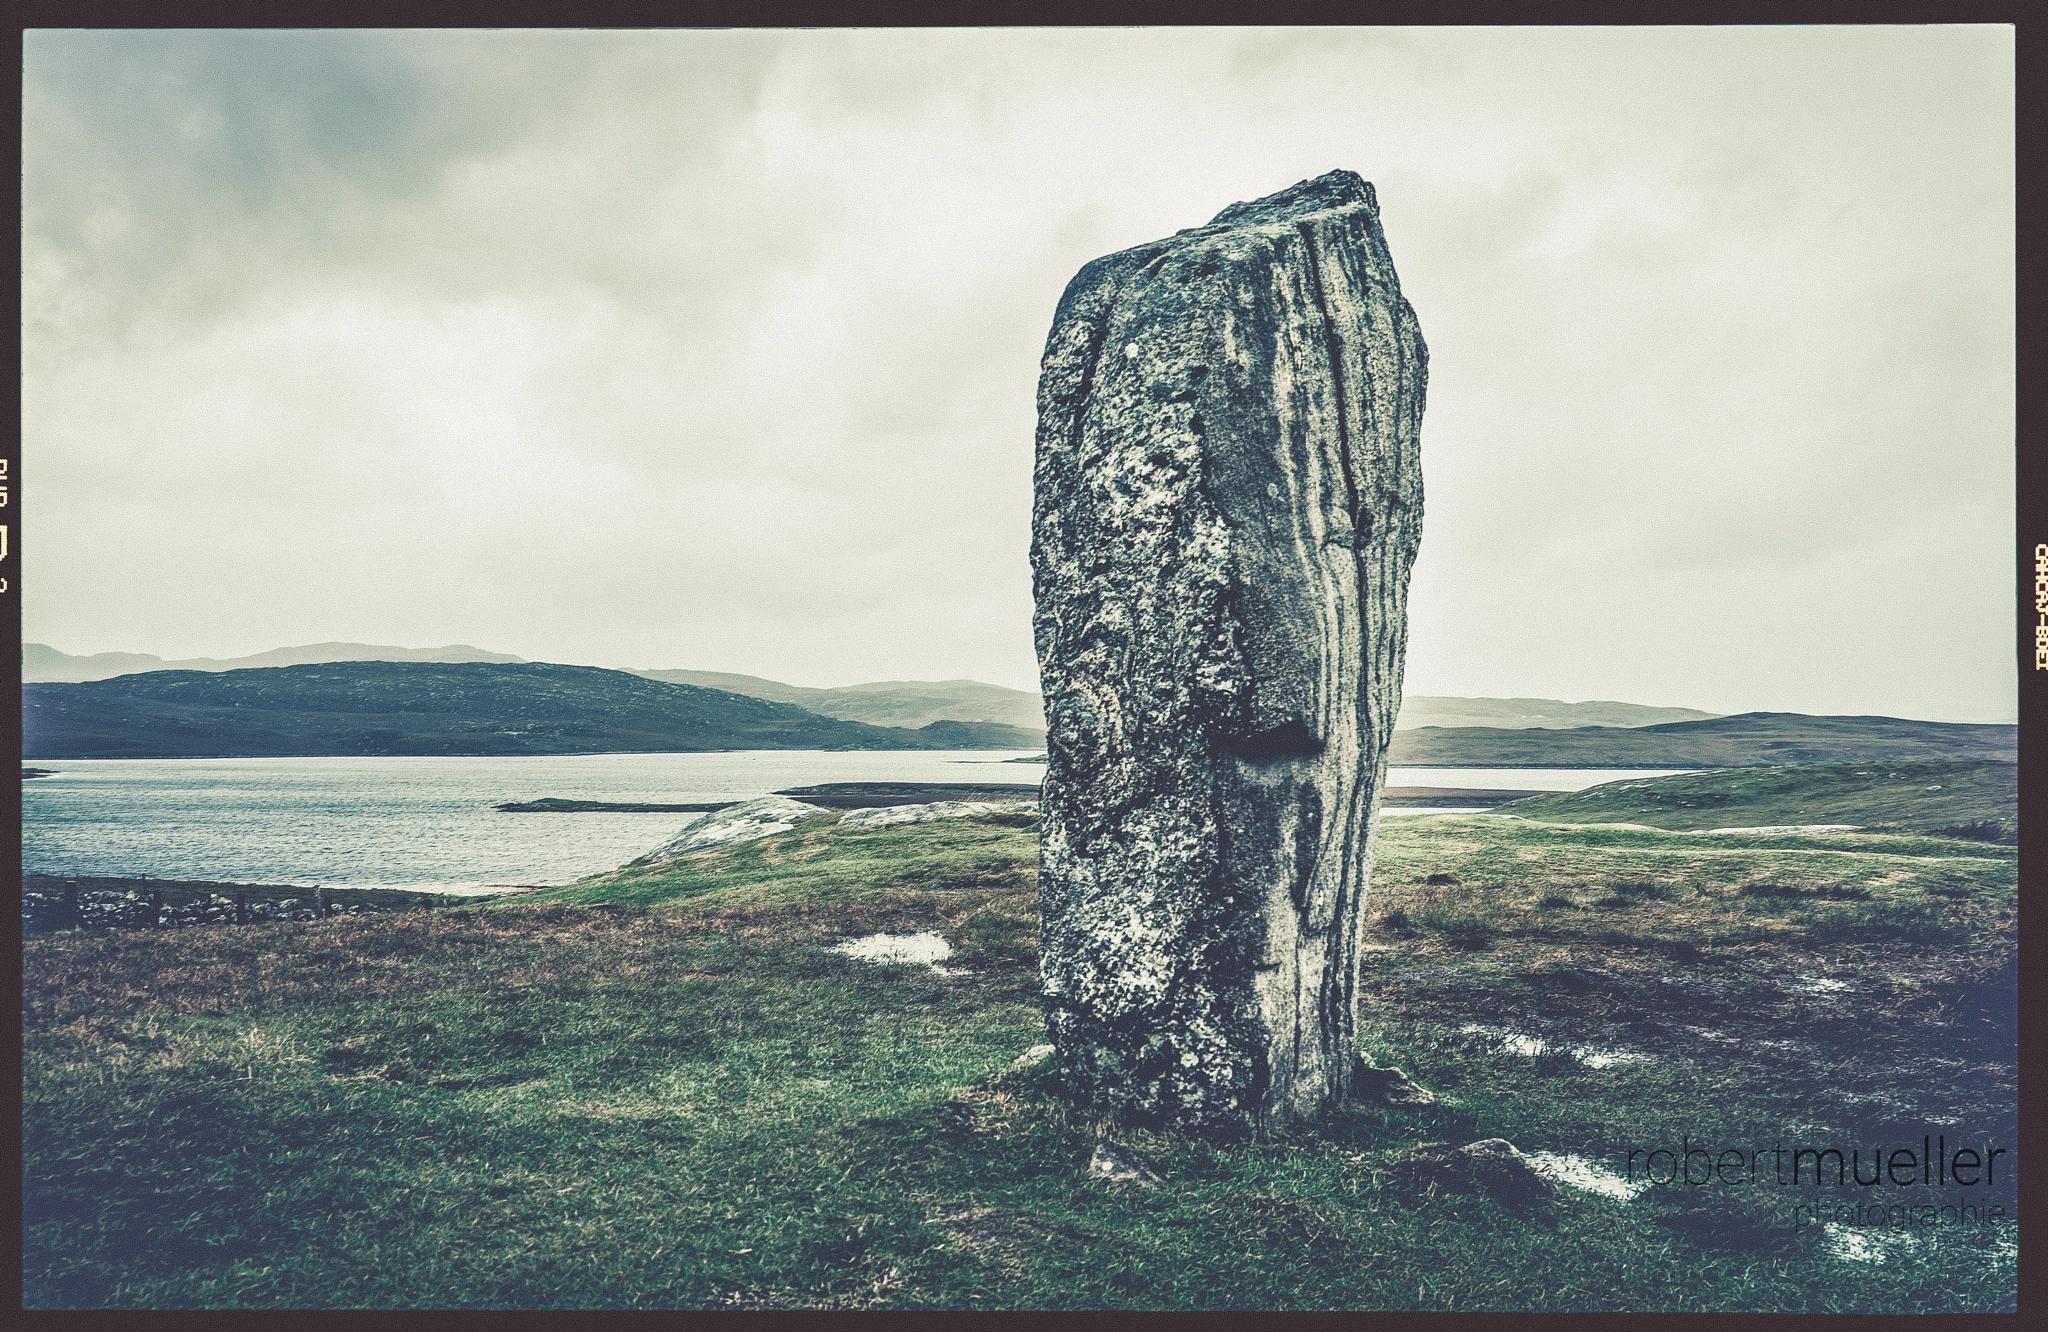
[22,883,1041,1040]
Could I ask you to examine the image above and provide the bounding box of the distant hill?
[1389,712,2017,769]
[632,670,1047,733]
[1495,760,2017,839]
[23,641,525,683]
[629,676,1708,735]
[28,644,1738,738]
[910,719,1045,748]
[20,662,1038,758]
[1393,696,1719,730]
[627,668,816,705]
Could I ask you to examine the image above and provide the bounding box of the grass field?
[22,810,2016,1310]
[1494,760,2017,840]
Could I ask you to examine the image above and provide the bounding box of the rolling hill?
[629,674,1712,735]
[1388,712,2017,768]
[23,641,524,683]
[20,662,1042,758]
[630,670,1047,732]
[25,644,1050,736]
[1494,760,2017,839]
[1392,696,1719,729]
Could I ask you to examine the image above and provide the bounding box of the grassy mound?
[1494,760,2016,840]
[23,814,2014,1310]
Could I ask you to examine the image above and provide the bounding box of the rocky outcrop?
[1030,170,1426,1138]
[1350,1059,1438,1106]
[1087,1141,1165,1188]
[1391,1139,1563,1206]
[836,799,1038,831]
[632,796,823,863]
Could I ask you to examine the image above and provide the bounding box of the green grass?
[23,811,2016,1310]
[1493,760,2016,839]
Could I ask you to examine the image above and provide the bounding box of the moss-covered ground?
[22,811,2016,1310]
[1494,759,2015,840]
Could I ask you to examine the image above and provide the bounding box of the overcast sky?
[22,26,2015,721]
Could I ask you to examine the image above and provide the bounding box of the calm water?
[20,755,1694,894]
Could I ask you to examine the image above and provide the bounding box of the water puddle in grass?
[1456,1023,1658,1069]
[832,931,963,975]
[1823,1223,1928,1264]
[1524,1151,1651,1201]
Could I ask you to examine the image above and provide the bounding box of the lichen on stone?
[1031,170,1426,1138]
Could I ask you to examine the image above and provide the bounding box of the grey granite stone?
[836,799,1038,831]
[631,795,822,864]
[1030,169,1426,1138]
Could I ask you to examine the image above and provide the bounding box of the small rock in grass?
[1352,1059,1437,1106]
[1010,1043,1056,1071]
[1392,1138,1562,1206]
[1088,1141,1163,1188]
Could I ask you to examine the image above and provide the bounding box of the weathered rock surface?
[1350,1059,1438,1106]
[1031,170,1426,1138]
[1392,1139,1563,1206]
[632,795,822,863]
[1009,1043,1057,1071]
[836,799,1038,831]
[1087,1140,1164,1188]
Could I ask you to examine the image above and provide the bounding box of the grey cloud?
[21,27,2015,717]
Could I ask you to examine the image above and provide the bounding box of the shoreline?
[20,875,541,934]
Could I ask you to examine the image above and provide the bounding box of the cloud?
[21,27,2014,718]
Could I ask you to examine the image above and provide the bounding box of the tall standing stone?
[1030,170,1426,1138]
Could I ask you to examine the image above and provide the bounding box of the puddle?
[1823,1223,1929,1264]
[1786,975,1851,995]
[1524,1151,1650,1201]
[832,931,962,975]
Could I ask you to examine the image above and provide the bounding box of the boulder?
[836,799,1038,831]
[1087,1140,1164,1188]
[1350,1059,1438,1106]
[1031,170,1426,1137]
[1009,1043,1057,1071]
[1391,1138,1563,1206]
[631,795,822,864]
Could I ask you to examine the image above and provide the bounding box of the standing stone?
[1030,170,1426,1138]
